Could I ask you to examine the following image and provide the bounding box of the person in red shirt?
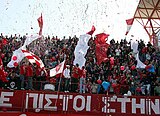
[71,63,81,92]
[0,56,8,88]
[35,65,42,90]
[26,62,34,90]
[79,66,87,93]
[35,65,47,90]
[19,62,26,90]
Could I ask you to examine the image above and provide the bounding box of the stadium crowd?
[0,33,160,96]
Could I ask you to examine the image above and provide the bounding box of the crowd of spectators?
[0,33,160,96]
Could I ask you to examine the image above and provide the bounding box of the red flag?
[125,18,134,35]
[95,44,109,65]
[95,33,109,45]
[94,33,110,65]
[37,13,43,35]
[87,25,96,35]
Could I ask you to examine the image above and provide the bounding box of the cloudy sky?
[0,0,149,42]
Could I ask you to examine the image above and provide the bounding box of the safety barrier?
[0,89,160,116]
[5,79,159,96]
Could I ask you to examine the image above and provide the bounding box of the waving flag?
[23,35,42,47]
[7,14,43,68]
[125,18,134,35]
[136,52,146,69]
[37,13,43,35]
[130,40,139,57]
[87,25,96,35]
[7,46,26,68]
[21,49,45,69]
[94,33,110,65]
[7,35,41,68]
[130,40,146,68]
[95,33,109,44]
[74,26,95,68]
[95,44,109,65]
[50,60,65,77]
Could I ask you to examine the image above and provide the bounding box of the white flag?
[74,26,95,68]
[130,40,146,69]
[7,35,41,68]
[136,52,146,69]
[74,34,91,68]
[50,60,65,77]
[7,46,26,68]
[131,40,138,54]
[24,35,42,47]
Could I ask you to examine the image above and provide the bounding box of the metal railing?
[2,79,160,96]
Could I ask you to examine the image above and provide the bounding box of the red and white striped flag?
[125,18,134,35]
[7,35,41,68]
[21,49,45,69]
[37,13,43,35]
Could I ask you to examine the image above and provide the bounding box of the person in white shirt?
[91,82,98,94]
[63,65,71,92]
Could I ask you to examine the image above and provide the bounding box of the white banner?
[74,34,91,68]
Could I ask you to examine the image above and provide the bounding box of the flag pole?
[53,74,62,111]
[53,59,65,111]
